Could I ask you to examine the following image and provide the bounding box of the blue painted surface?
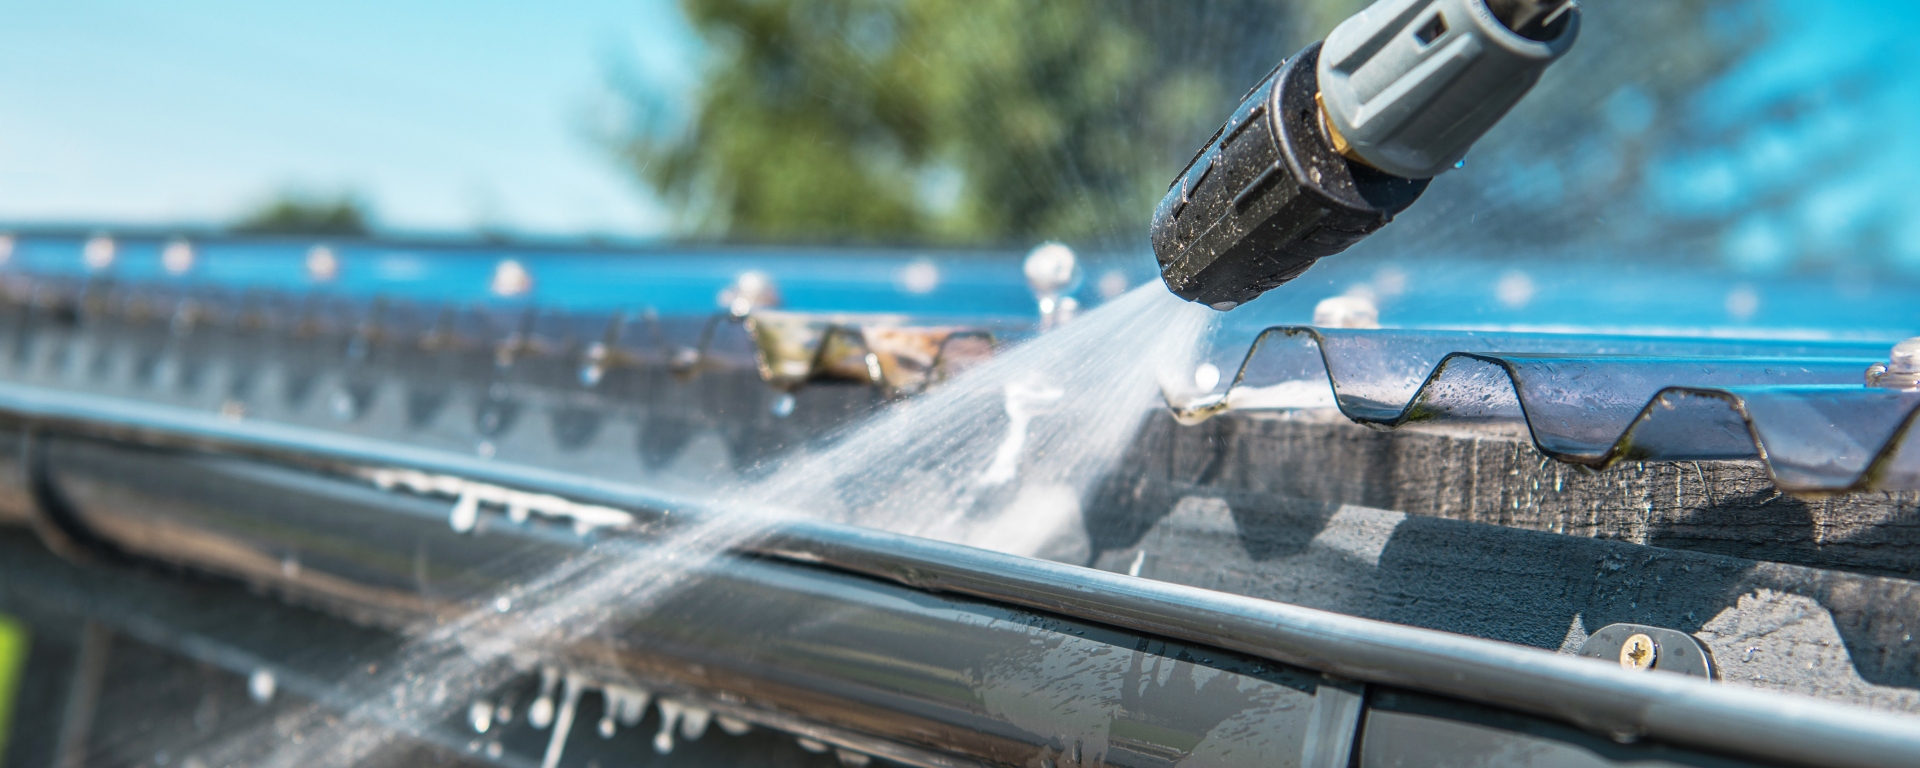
[8,235,1918,344]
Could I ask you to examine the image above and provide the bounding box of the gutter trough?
[0,380,1916,768]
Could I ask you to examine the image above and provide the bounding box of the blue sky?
[0,0,698,236]
[0,0,1914,252]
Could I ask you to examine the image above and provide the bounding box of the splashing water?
[735,283,1215,559]
[196,283,1212,766]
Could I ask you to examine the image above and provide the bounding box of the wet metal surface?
[5,249,1920,765]
[1176,327,1912,492]
[4,269,1918,496]
[0,384,1908,765]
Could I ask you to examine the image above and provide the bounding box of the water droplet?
[494,596,512,613]
[770,392,796,418]
[247,669,276,704]
[528,668,559,728]
[450,494,480,533]
[469,701,494,733]
[485,741,504,759]
[1193,363,1221,392]
[653,699,684,754]
[161,239,195,276]
[598,715,616,738]
[836,749,871,766]
[329,390,358,421]
[796,738,829,754]
[716,715,751,736]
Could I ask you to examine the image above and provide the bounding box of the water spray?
[1153,0,1580,310]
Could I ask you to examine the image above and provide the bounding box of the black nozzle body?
[1152,43,1429,310]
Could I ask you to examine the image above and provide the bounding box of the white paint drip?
[360,469,636,535]
[527,667,559,729]
[680,705,712,740]
[449,492,479,533]
[653,698,685,754]
[600,685,650,738]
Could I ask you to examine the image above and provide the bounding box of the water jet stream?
[192,283,1213,766]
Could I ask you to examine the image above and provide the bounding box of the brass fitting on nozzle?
[1153,0,1580,310]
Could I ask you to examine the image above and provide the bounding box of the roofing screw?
[491,259,534,298]
[1866,337,1920,390]
[83,234,116,272]
[719,270,781,317]
[306,245,340,283]
[1025,242,1081,330]
[162,238,195,276]
[1619,633,1657,672]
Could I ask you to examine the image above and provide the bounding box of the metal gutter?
[0,380,1915,767]
[763,523,1920,768]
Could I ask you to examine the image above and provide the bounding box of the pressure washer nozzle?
[1153,0,1579,310]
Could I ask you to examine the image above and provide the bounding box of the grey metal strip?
[1300,677,1364,768]
[53,621,110,768]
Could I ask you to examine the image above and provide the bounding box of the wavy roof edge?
[1173,326,1917,495]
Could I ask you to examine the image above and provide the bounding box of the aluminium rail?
[0,379,1916,768]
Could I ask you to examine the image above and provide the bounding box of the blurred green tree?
[622,0,1769,253]
[621,0,1295,246]
[232,192,372,237]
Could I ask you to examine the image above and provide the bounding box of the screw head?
[1892,337,1920,374]
[1620,633,1658,672]
[1868,337,1920,389]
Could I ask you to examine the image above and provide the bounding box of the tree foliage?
[623,0,1296,246]
[232,192,372,237]
[624,0,1771,254]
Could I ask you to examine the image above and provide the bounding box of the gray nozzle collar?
[1317,0,1579,179]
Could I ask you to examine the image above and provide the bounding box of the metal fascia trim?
[0,381,1915,767]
